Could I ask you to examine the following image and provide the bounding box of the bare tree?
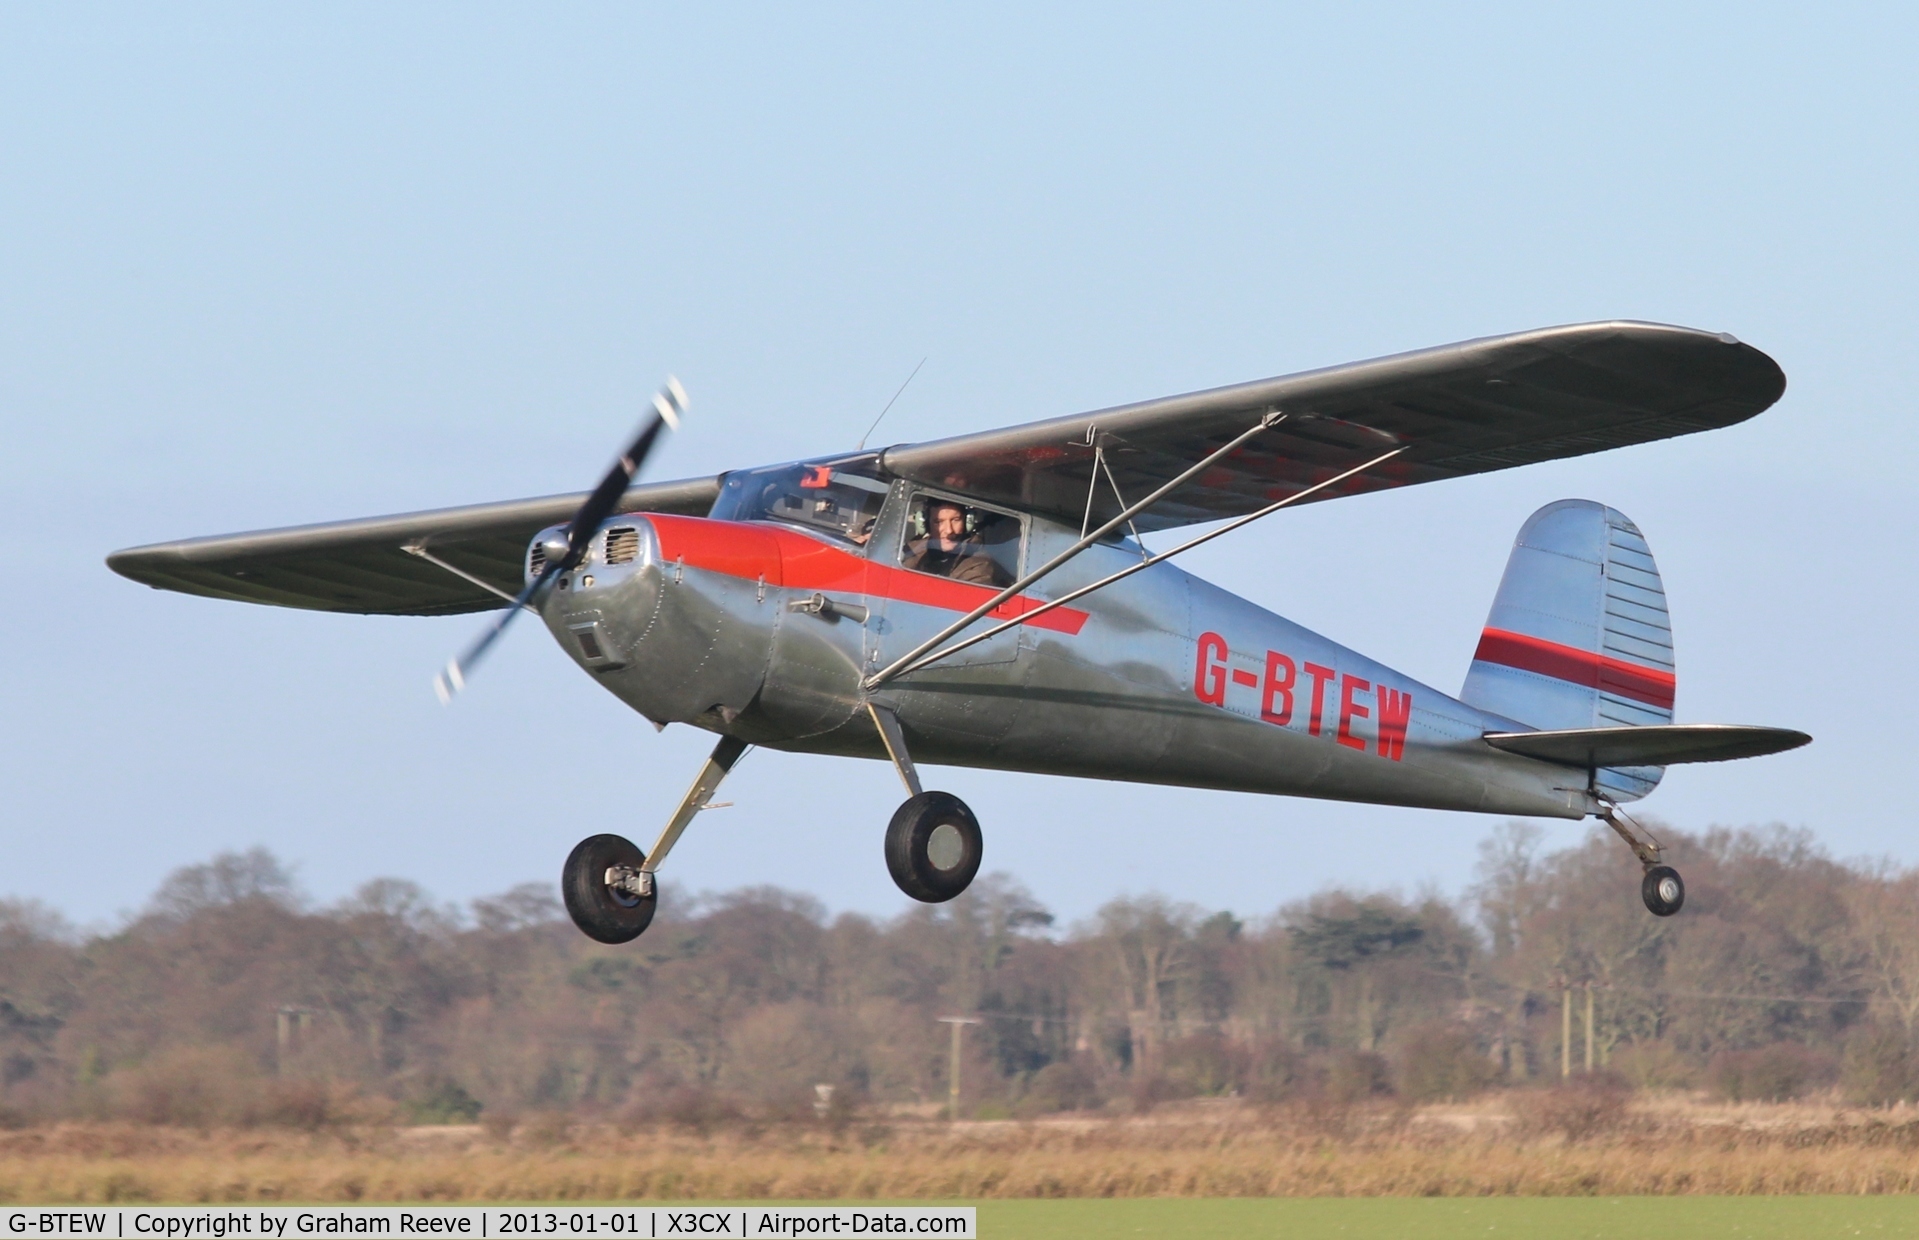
[1848,868,1919,1036]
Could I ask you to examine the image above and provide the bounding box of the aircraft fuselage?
[537,497,1591,822]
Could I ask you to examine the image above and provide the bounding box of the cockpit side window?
[899,494,1020,587]
[709,458,891,549]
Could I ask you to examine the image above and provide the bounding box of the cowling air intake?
[1461,499,1674,801]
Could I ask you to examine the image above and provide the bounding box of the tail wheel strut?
[1600,802,1685,918]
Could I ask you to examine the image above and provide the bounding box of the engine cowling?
[533,515,786,729]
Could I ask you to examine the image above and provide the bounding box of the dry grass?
[4,1096,1919,1203]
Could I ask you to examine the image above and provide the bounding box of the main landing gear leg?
[867,702,982,904]
[1599,801,1684,917]
[562,735,749,943]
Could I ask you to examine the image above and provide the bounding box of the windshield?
[708,455,892,548]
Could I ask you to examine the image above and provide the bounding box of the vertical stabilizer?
[1461,500,1674,800]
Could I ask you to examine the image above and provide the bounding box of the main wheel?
[1642,864,1685,917]
[885,791,983,903]
[562,833,657,943]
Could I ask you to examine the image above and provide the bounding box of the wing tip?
[106,543,178,587]
[1478,318,1788,426]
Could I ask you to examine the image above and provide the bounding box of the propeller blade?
[433,377,687,702]
[432,573,546,703]
[558,390,682,570]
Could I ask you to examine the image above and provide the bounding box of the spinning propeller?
[433,377,688,703]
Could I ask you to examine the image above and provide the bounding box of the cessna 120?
[110,321,1810,942]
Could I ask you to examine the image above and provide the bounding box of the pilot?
[903,500,1007,585]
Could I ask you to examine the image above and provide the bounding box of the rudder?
[1461,499,1675,800]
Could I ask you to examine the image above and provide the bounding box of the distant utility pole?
[1584,982,1596,1074]
[276,1006,314,1073]
[1560,985,1572,1079]
[937,1016,982,1122]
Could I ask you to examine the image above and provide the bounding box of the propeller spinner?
[433,377,688,703]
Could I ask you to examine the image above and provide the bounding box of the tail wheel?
[885,791,983,903]
[563,833,657,943]
[1642,864,1685,917]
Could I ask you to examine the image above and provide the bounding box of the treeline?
[2,821,1918,1126]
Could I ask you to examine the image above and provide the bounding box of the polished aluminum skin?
[539,485,1594,822]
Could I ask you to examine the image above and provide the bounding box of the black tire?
[562,833,657,943]
[1642,864,1685,917]
[885,791,983,903]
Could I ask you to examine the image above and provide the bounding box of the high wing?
[107,476,720,616]
[107,321,1782,617]
[879,321,1784,532]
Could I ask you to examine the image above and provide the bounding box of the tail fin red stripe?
[1473,627,1675,710]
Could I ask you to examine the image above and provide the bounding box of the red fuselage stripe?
[1472,627,1675,710]
[648,515,1090,635]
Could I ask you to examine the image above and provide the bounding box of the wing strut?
[402,543,529,609]
[864,411,1290,691]
[873,443,1407,684]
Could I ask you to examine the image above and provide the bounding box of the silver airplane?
[110,321,1810,942]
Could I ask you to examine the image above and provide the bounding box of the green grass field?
[974,1197,1919,1239]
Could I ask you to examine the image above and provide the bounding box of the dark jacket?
[902,541,1007,586]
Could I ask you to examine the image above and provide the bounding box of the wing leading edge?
[107,476,720,616]
[880,320,1785,532]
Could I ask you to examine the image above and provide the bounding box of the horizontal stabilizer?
[1484,724,1810,769]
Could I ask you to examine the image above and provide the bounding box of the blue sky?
[2,4,1913,928]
